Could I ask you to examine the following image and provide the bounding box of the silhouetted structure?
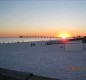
[19,36,23,38]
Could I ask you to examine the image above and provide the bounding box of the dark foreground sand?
[0,68,60,80]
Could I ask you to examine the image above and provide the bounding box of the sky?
[0,0,86,37]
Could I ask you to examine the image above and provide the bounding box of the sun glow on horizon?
[57,32,71,39]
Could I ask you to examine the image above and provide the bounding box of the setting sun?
[58,32,71,39]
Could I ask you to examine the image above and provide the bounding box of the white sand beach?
[0,41,86,80]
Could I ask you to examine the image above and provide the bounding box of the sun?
[57,32,71,39]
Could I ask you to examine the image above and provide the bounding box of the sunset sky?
[0,0,86,37]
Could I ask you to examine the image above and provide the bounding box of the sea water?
[0,37,58,43]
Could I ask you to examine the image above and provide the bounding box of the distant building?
[82,36,86,43]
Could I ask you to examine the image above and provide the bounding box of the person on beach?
[31,43,35,47]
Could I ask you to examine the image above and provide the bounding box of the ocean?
[0,37,58,43]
